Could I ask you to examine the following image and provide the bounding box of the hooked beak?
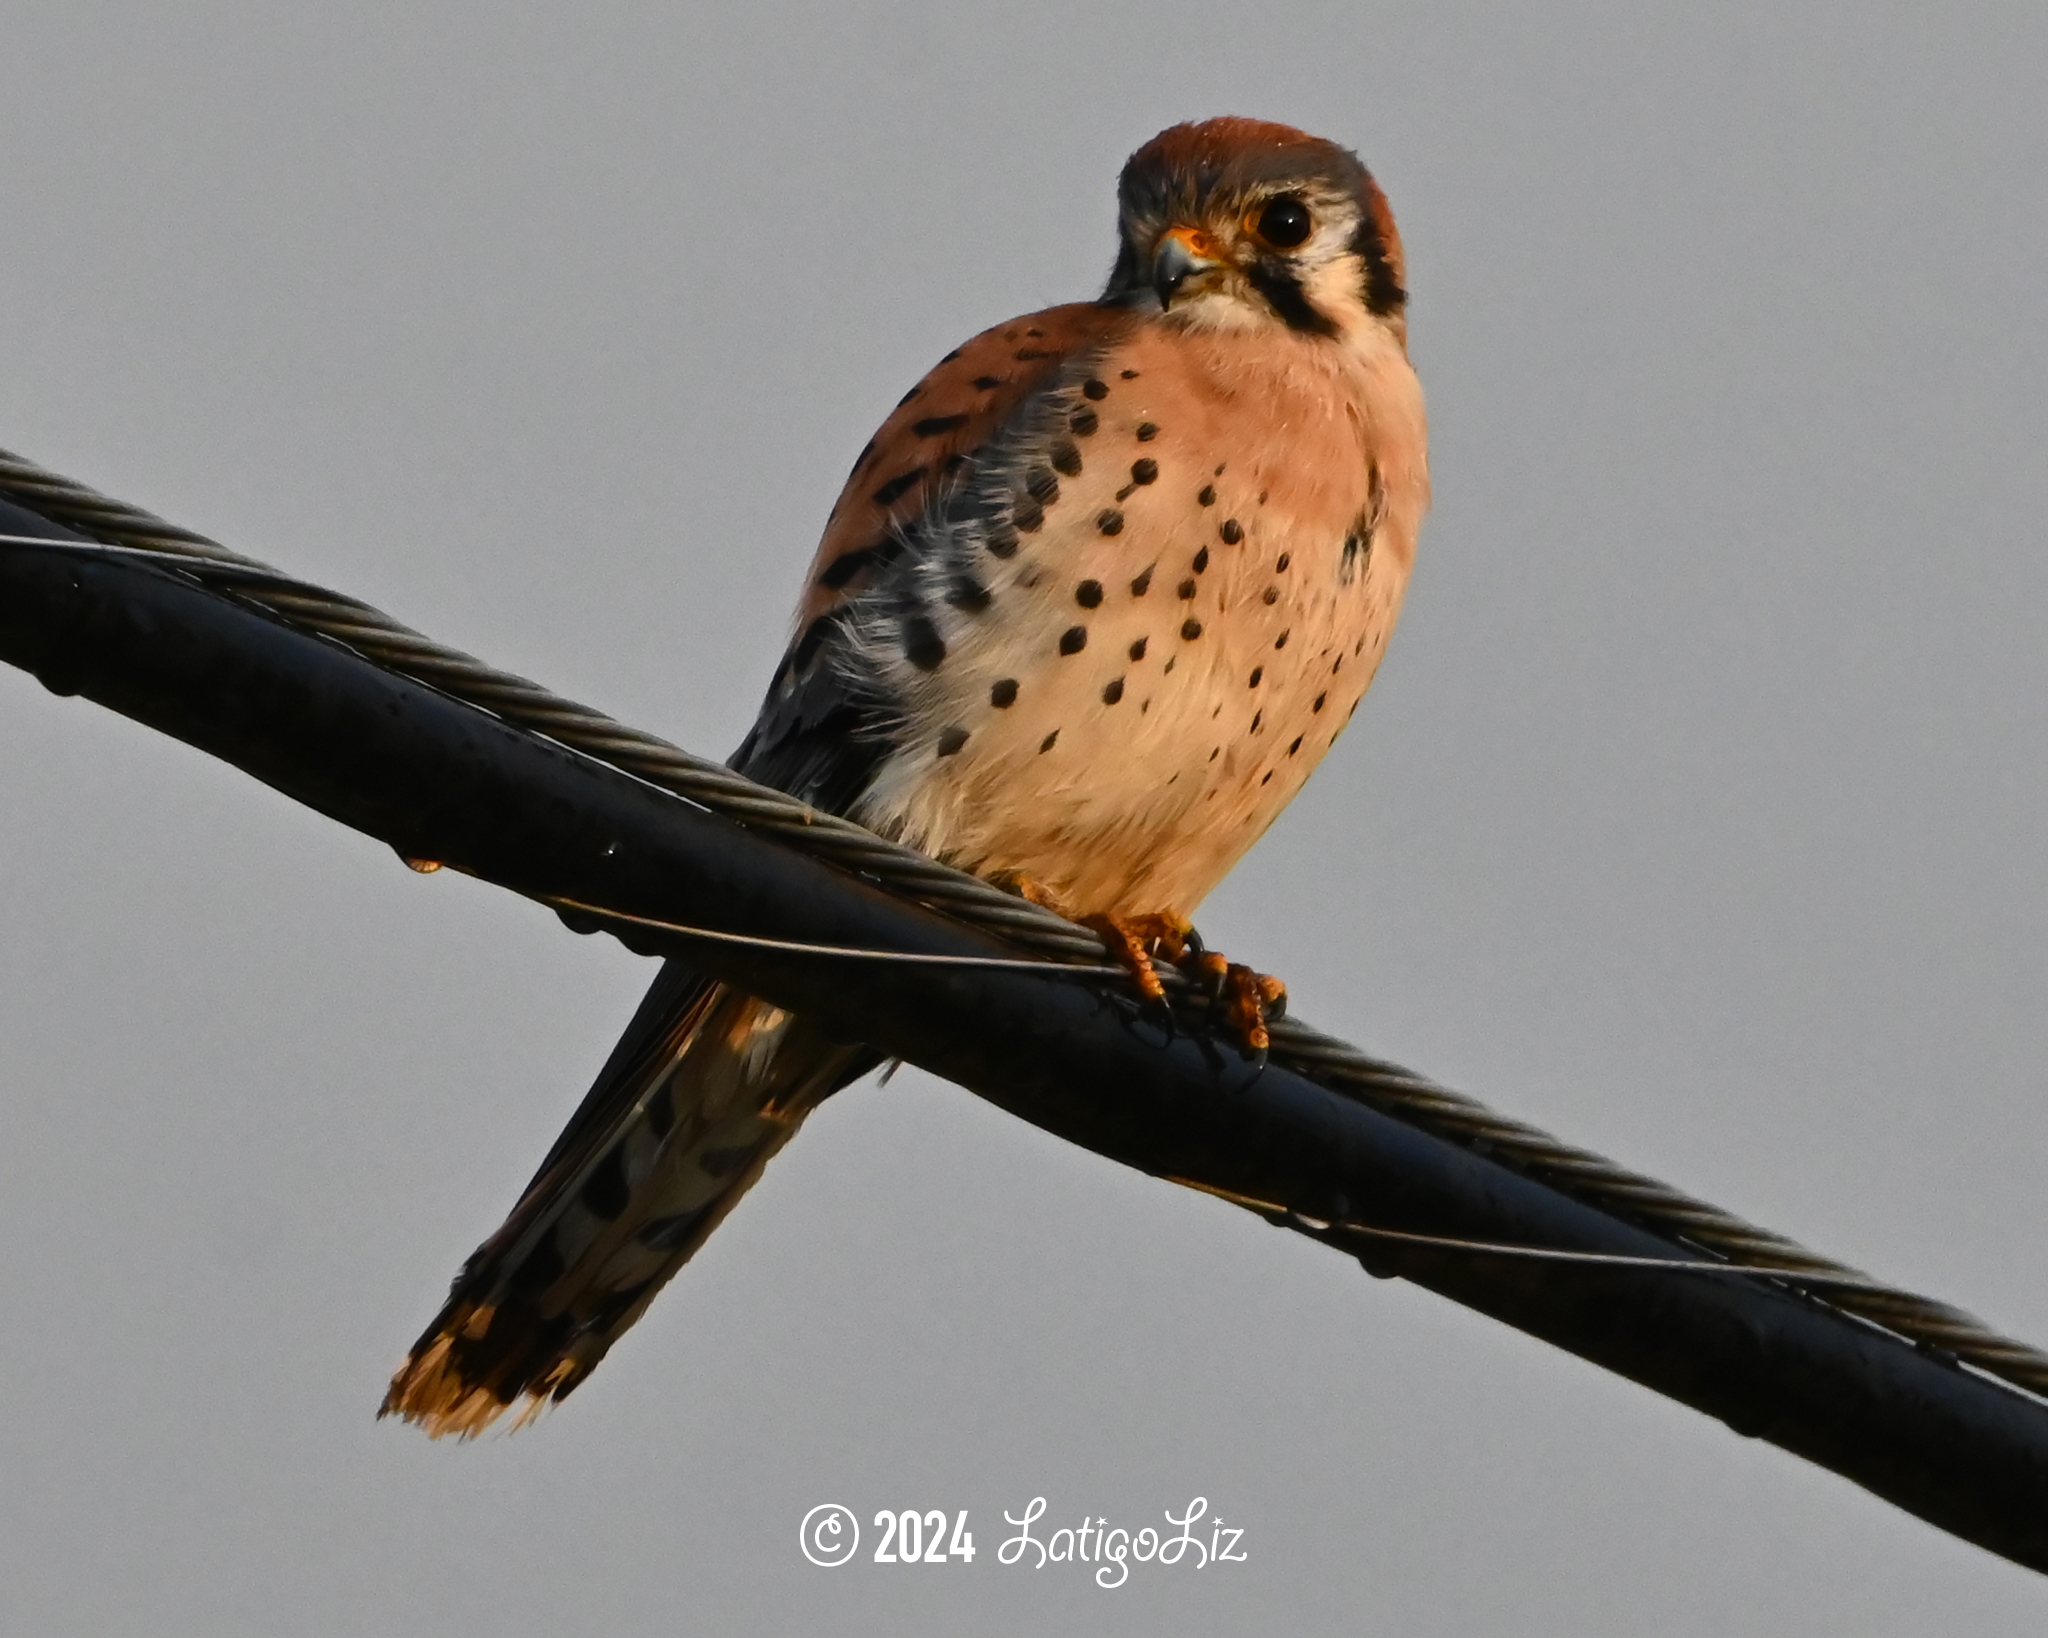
[1152,224,1223,309]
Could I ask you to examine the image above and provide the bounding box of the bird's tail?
[381,961,873,1437]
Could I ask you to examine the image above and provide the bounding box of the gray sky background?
[3,3,2045,1632]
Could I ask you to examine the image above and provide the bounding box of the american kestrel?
[384,117,1429,1436]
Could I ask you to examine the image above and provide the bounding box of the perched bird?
[383,116,1429,1436]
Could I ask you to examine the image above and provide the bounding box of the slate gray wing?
[731,298,1141,815]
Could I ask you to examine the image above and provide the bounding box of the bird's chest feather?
[849,320,1426,918]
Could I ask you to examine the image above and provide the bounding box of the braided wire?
[5,441,2043,1396]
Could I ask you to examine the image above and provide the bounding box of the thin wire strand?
[1176,1176,1897,1289]
[6,445,2044,1398]
[1318,1221,1895,1289]
[0,534,301,578]
[540,895,1127,975]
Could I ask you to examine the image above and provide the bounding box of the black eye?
[1253,196,1313,249]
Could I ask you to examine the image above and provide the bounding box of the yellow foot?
[1204,956,1288,1055]
[1082,911,1195,1004]
[1082,909,1287,1055]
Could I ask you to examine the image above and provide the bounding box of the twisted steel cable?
[4,440,2042,1397]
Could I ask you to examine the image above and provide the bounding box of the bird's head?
[1105,117,1407,349]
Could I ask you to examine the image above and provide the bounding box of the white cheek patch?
[1300,255,1378,334]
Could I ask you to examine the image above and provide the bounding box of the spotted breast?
[787,308,1426,921]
